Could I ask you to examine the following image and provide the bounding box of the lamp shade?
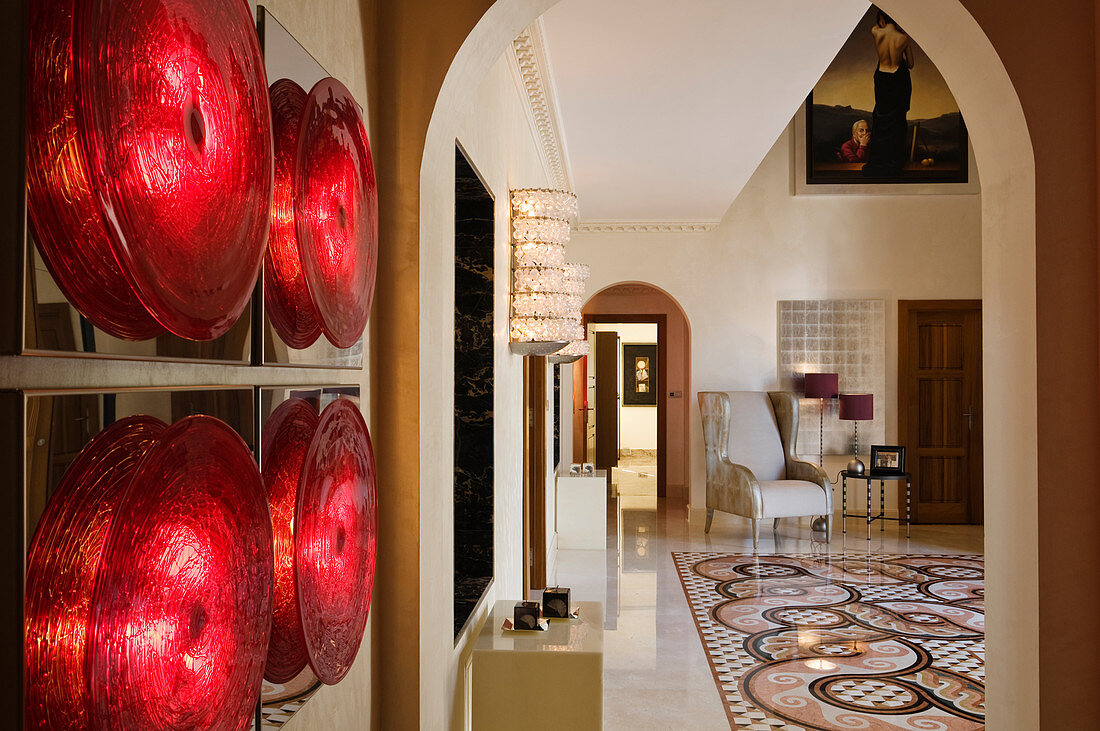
[803,373,839,399]
[839,393,873,421]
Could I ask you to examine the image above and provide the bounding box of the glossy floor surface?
[552,497,984,730]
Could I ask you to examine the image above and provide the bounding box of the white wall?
[419,51,551,728]
[569,121,982,514]
[586,323,658,452]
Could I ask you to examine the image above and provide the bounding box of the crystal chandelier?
[548,262,590,363]
[509,189,584,355]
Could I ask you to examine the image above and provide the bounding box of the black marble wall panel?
[554,364,560,468]
[453,147,494,637]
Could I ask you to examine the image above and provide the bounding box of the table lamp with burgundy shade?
[803,373,839,466]
[839,393,873,475]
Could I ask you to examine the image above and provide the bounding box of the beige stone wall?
[571,123,983,514]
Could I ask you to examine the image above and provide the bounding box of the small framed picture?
[870,445,906,474]
[582,463,595,475]
[569,463,582,475]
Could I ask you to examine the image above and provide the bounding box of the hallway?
[553,499,984,729]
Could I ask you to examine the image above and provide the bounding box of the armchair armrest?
[786,458,828,488]
[786,458,832,510]
[707,457,762,518]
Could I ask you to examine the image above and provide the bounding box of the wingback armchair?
[698,391,832,548]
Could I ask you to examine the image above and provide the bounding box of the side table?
[471,600,603,729]
[841,471,912,540]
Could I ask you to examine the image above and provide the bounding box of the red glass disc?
[261,398,319,683]
[296,77,378,349]
[73,0,274,341]
[24,416,167,730]
[25,0,163,341]
[88,416,274,729]
[296,398,377,684]
[265,79,322,350]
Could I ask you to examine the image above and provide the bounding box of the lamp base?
[847,458,865,475]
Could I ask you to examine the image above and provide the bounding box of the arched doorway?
[417,1,1037,727]
[578,282,692,506]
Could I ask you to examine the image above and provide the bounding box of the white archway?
[419,1,1037,727]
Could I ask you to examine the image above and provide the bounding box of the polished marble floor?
[612,454,658,497]
[551,499,984,730]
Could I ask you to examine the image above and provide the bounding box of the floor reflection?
[552,495,985,730]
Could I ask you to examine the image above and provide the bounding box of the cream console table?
[555,468,607,550]
[471,600,604,729]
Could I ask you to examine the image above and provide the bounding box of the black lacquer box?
[542,587,571,618]
[513,601,541,630]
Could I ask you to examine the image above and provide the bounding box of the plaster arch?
[581,281,693,498]
[419,2,1037,729]
[585,280,693,325]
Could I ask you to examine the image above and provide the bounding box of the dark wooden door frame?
[898,299,983,524]
[593,331,620,473]
[581,314,667,497]
[522,355,547,594]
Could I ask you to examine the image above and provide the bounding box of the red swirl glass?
[296,77,378,349]
[24,416,166,730]
[25,0,163,341]
[88,416,274,729]
[296,397,377,684]
[260,398,319,683]
[265,79,322,350]
[72,0,273,341]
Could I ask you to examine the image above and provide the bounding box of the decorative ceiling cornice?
[572,221,721,234]
[508,20,573,191]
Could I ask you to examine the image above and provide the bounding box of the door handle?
[963,407,974,430]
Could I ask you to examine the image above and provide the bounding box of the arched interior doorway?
[418,0,1037,726]
[578,282,691,505]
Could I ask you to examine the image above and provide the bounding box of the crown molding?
[508,20,573,191]
[572,221,721,234]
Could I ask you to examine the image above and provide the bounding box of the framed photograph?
[805,5,967,185]
[622,343,657,406]
[870,445,906,474]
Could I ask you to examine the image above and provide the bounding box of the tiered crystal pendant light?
[548,262,590,364]
[509,189,582,355]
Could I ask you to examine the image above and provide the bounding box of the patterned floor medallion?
[673,553,985,730]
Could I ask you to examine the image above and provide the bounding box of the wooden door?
[899,301,983,524]
[523,356,547,594]
[593,331,619,472]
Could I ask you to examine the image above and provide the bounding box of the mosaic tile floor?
[673,553,985,730]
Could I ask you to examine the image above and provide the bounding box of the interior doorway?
[574,283,691,504]
[582,319,661,498]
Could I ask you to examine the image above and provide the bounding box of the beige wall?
[430,54,551,728]
[570,122,983,514]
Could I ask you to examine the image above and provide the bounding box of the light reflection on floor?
[552,495,985,729]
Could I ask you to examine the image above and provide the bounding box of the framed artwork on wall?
[5,386,257,725]
[804,5,968,185]
[256,7,371,369]
[623,343,657,406]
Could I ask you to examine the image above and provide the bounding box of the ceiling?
[539,0,869,222]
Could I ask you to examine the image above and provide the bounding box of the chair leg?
[773,517,780,532]
[705,509,714,533]
[752,519,760,550]
[825,514,832,542]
